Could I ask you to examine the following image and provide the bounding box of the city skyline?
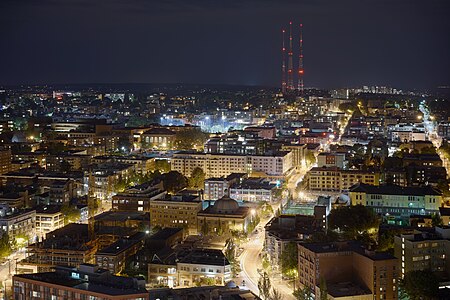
[1,0,450,89]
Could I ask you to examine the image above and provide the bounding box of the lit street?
[239,217,296,300]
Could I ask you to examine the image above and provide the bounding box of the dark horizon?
[1,0,450,90]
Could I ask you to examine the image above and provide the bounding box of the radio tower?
[287,21,294,91]
[281,29,287,93]
[298,23,305,92]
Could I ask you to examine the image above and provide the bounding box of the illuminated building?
[305,167,380,192]
[150,194,202,236]
[350,183,442,217]
[394,227,450,279]
[171,151,293,179]
[197,195,251,235]
[13,264,149,300]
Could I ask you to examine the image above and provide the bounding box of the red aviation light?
[299,70,304,74]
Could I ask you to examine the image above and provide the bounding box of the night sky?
[1,0,449,89]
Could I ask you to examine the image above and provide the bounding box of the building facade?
[306,167,380,192]
[13,264,149,300]
[350,183,442,217]
[150,195,202,235]
[298,241,398,300]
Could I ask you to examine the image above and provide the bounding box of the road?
[0,250,27,299]
[239,222,295,300]
[419,102,449,173]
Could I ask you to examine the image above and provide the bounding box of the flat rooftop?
[327,281,372,297]
[14,272,147,296]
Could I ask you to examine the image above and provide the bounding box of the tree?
[0,231,12,259]
[420,146,437,155]
[437,179,450,197]
[270,288,284,300]
[200,219,209,236]
[319,277,328,300]
[61,203,81,224]
[258,272,272,300]
[431,213,443,227]
[328,205,380,239]
[189,167,205,189]
[162,171,188,193]
[281,242,298,278]
[174,129,208,150]
[293,285,312,300]
[399,270,439,300]
[154,159,170,173]
[224,238,240,276]
[305,151,316,166]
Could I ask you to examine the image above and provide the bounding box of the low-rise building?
[112,179,166,212]
[350,183,442,217]
[197,195,251,235]
[204,173,247,201]
[13,264,149,300]
[298,241,398,299]
[230,178,277,203]
[149,248,232,288]
[177,249,232,287]
[149,285,261,300]
[19,224,98,273]
[141,127,176,150]
[35,205,64,240]
[150,194,202,235]
[95,232,146,274]
[0,205,36,242]
[317,152,346,169]
[394,227,450,279]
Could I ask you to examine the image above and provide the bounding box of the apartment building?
[112,179,166,212]
[171,151,293,178]
[203,173,246,201]
[394,227,450,279]
[35,206,64,240]
[298,241,398,300]
[13,264,149,300]
[305,167,380,192]
[150,194,202,235]
[95,232,145,274]
[148,248,231,288]
[0,205,36,242]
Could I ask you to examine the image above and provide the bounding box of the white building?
[317,152,346,169]
[171,152,293,179]
[0,205,36,242]
[35,206,64,240]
